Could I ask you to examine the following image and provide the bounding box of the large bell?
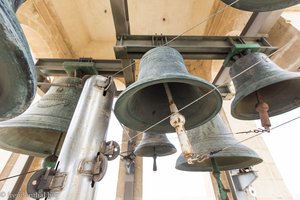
[230,52,300,120]
[221,0,300,12]
[134,132,177,171]
[0,77,82,156]
[0,0,36,120]
[114,46,222,133]
[175,114,262,171]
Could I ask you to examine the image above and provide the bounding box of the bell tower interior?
[0,0,300,199]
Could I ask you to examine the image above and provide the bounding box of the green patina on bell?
[114,46,222,133]
[175,114,263,171]
[135,132,176,171]
[42,155,58,169]
[134,132,176,157]
[0,77,82,157]
[221,0,300,12]
[230,52,300,120]
[0,0,36,120]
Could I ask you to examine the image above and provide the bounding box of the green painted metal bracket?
[223,43,261,67]
[63,59,98,77]
[211,158,228,200]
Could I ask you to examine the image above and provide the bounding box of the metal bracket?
[78,153,108,182]
[114,35,277,60]
[231,168,258,191]
[63,57,98,77]
[50,172,68,192]
[222,43,261,67]
[120,140,136,175]
[27,169,67,199]
[213,43,261,99]
[105,140,120,161]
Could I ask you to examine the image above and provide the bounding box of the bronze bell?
[9,0,25,12]
[230,52,300,120]
[134,132,177,171]
[114,46,222,133]
[221,0,300,12]
[0,0,36,120]
[0,77,82,156]
[175,114,262,171]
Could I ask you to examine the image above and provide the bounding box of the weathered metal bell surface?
[9,0,25,12]
[114,46,222,133]
[42,155,58,169]
[221,0,300,12]
[0,0,36,120]
[0,77,82,157]
[175,115,262,171]
[134,132,177,157]
[230,52,300,120]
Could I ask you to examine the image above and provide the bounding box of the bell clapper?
[163,83,194,163]
[42,132,63,169]
[153,147,157,171]
[255,91,271,132]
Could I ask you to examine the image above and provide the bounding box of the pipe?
[48,75,115,199]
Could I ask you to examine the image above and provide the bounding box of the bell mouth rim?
[0,116,68,157]
[231,75,300,120]
[134,150,177,157]
[114,74,223,133]
[134,143,177,157]
[221,0,300,12]
[175,155,263,172]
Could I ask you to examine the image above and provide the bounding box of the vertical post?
[211,158,229,200]
[124,139,135,200]
[116,129,143,200]
[0,153,19,191]
[49,75,115,200]
[8,156,34,200]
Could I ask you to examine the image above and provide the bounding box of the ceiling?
[16,0,297,87]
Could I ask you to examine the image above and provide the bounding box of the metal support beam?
[48,75,115,199]
[110,0,130,35]
[241,10,283,37]
[120,59,135,86]
[35,58,123,77]
[213,10,283,87]
[110,0,135,86]
[114,35,277,60]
